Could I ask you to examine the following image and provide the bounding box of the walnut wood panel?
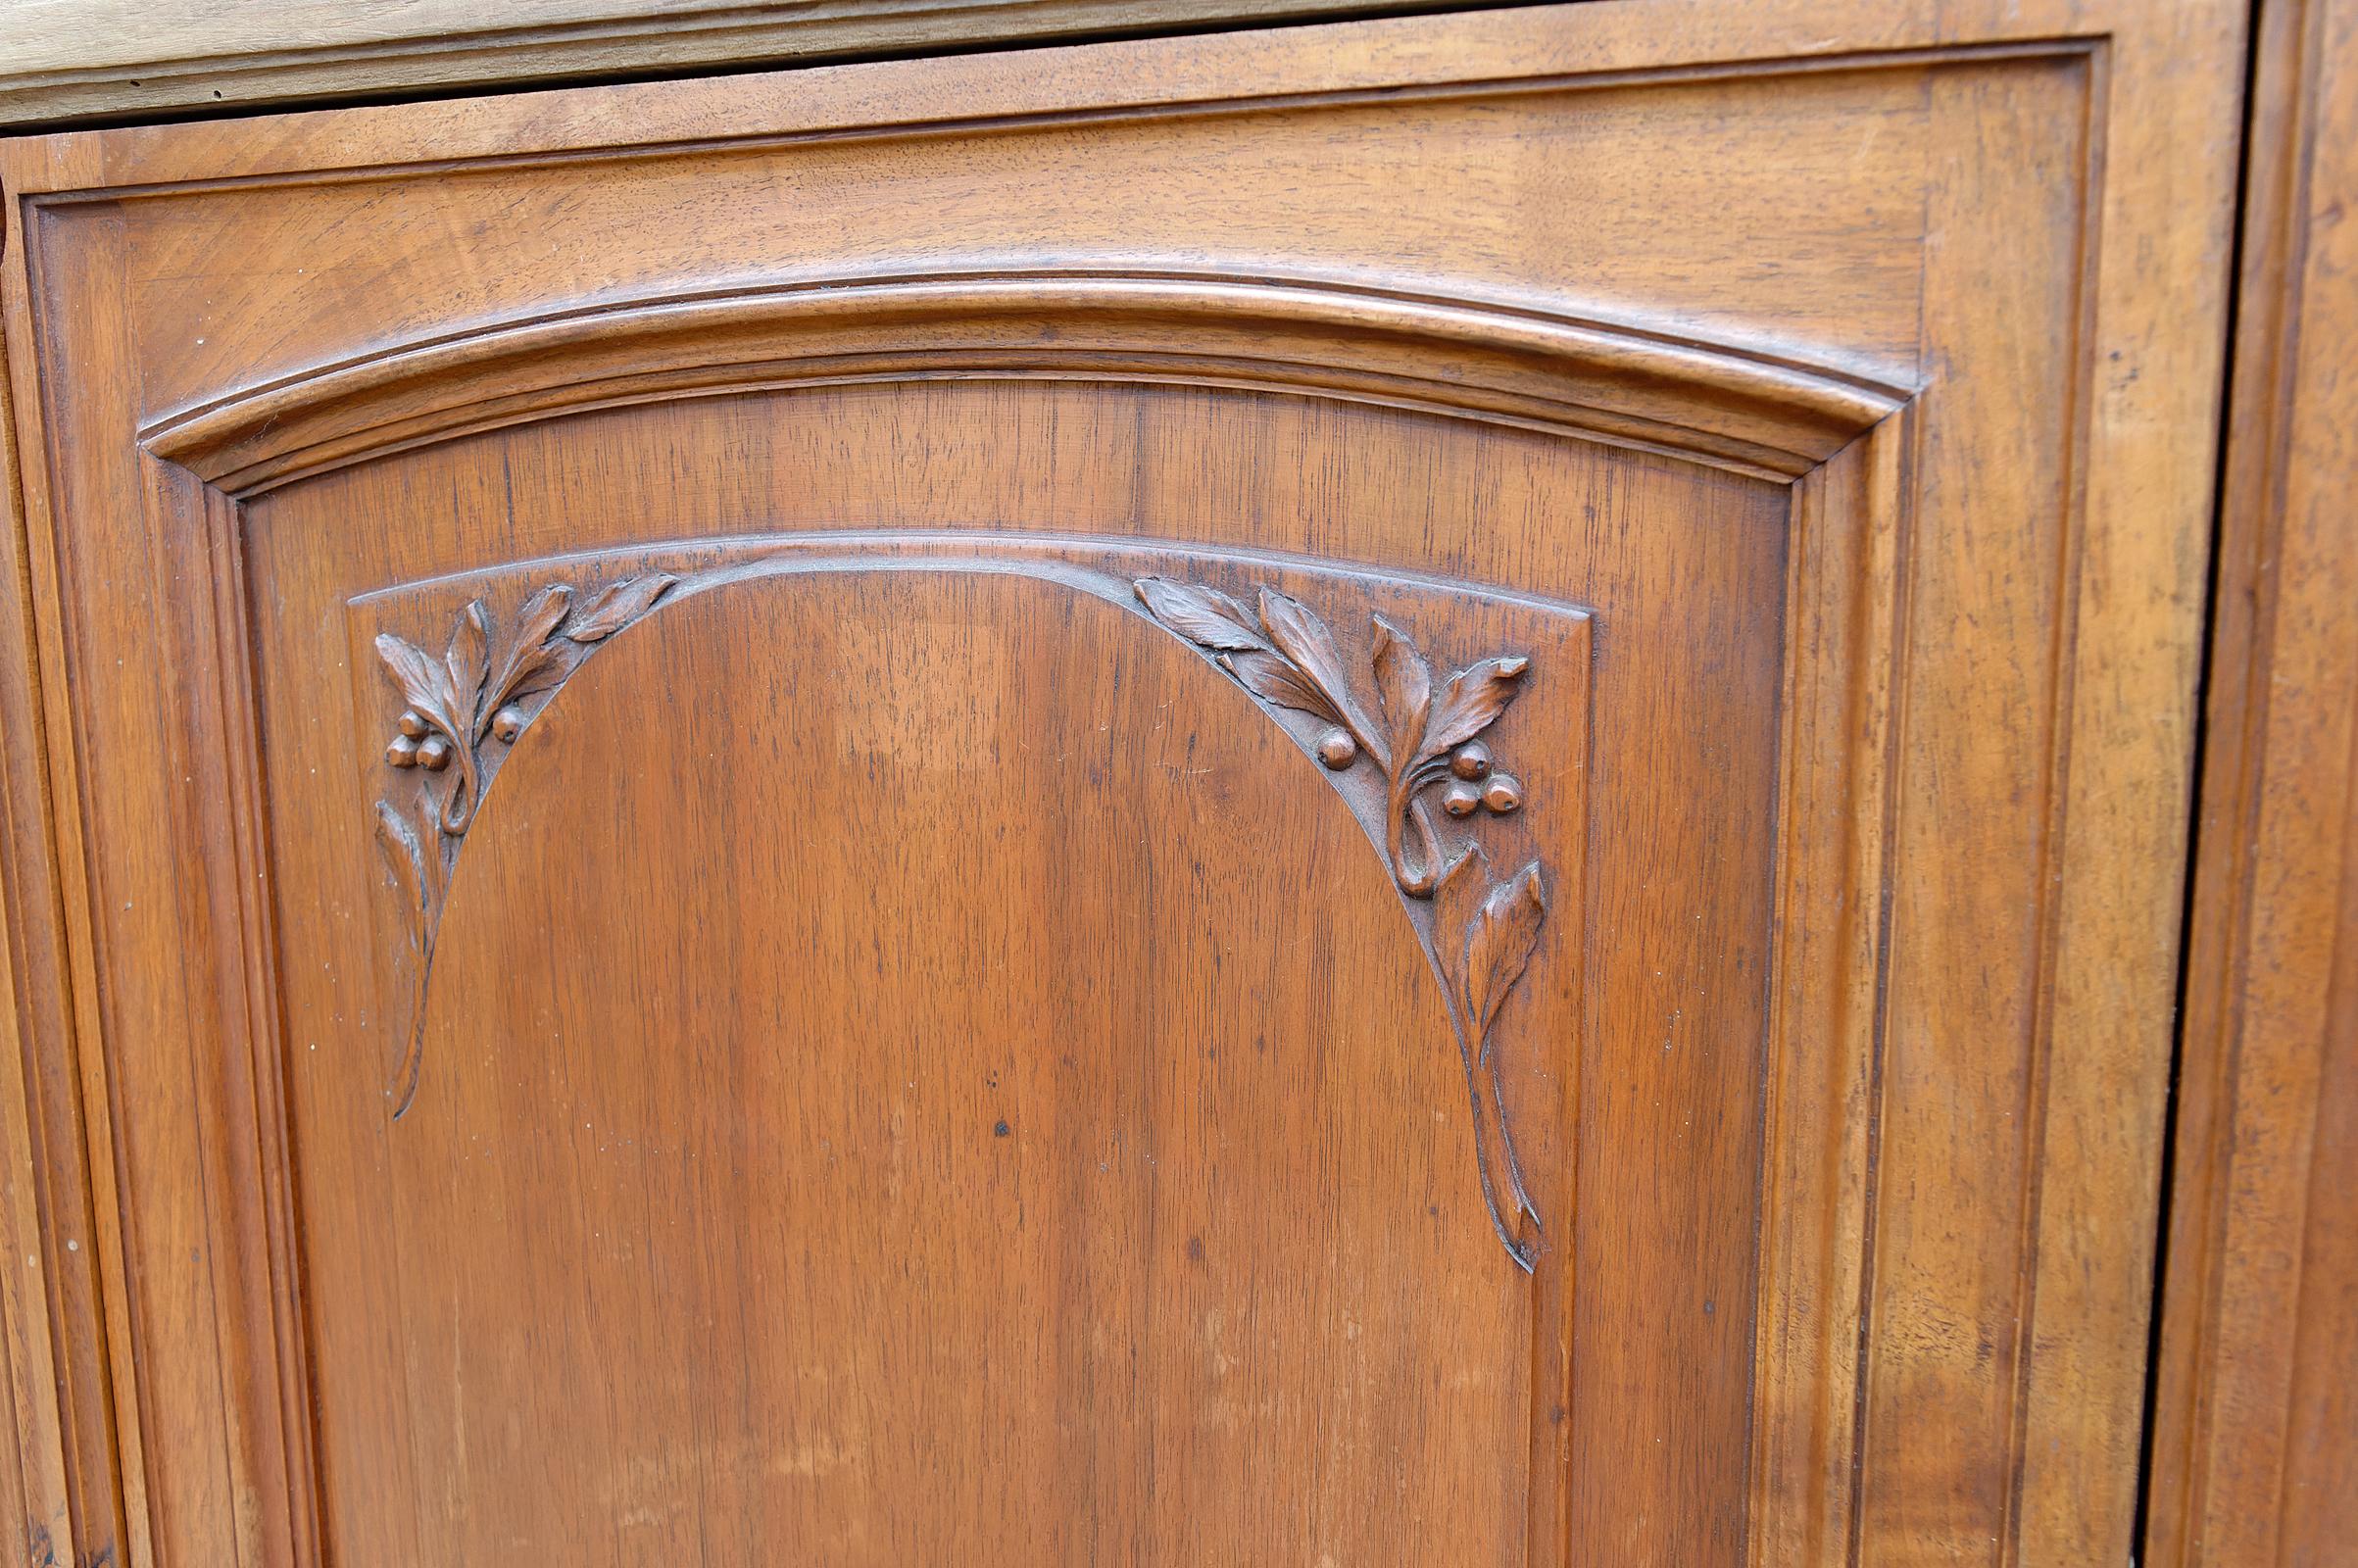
[0,6,2243,1567]
[265,384,1754,1568]
[2143,0,2358,1560]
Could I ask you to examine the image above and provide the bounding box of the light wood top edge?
[0,1,1484,131]
[0,0,2154,196]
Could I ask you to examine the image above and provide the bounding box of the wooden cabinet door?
[0,5,2243,1565]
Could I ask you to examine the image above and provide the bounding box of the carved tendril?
[372,571,676,1116]
[1134,576,1549,1270]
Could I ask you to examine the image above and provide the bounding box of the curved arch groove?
[151,270,1909,494]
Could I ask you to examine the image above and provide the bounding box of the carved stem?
[1485,1041,1539,1228]
[1448,1000,1538,1273]
[439,753,481,836]
[1386,788,1452,897]
[390,949,433,1119]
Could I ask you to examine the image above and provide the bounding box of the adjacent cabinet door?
[0,4,2244,1565]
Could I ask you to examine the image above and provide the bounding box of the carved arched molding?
[141,270,1910,494]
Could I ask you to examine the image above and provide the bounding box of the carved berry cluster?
[1435,739,1521,817]
[375,571,674,835]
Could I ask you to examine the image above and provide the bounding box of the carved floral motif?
[371,572,676,1116]
[367,559,1555,1272]
[1134,576,1550,1270]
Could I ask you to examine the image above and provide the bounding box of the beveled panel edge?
[138,271,1911,493]
[1746,408,1912,1568]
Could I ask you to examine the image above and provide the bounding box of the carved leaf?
[374,632,462,741]
[372,801,425,945]
[1424,656,1532,761]
[1219,650,1348,727]
[1463,861,1547,1044]
[1255,588,1357,729]
[1134,577,1269,652]
[1371,616,1432,771]
[483,584,574,717]
[1433,842,1492,975]
[503,646,575,710]
[445,600,490,727]
[566,572,676,642]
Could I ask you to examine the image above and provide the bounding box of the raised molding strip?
[142,271,1911,494]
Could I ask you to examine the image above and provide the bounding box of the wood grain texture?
[0,0,1493,130]
[2143,0,2358,1560]
[0,5,2244,1566]
[349,552,1581,1563]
